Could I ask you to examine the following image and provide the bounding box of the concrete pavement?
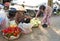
[0,16,60,41]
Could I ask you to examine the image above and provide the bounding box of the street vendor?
[14,5,32,24]
[14,5,33,34]
[9,5,33,34]
[8,4,32,27]
[36,5,52,27]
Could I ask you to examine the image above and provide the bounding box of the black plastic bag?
[42,24,48,28]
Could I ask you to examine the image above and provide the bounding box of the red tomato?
[3,29,8,34]
[14,33,17,36]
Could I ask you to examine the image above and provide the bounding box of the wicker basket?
[2,33,22,40]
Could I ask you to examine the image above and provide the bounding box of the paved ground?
[0,16,60,41]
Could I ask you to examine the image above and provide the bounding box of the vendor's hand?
[35,17,37,20]
[41,20,44,25]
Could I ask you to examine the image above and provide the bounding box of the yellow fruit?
[10,20,17,28]
[10,25,14,27]
[10,24,17,28]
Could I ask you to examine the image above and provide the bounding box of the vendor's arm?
[36,9,40,17]
[24,15,32,19]
[41,8,48,23]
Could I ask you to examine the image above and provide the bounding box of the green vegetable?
[30,18,41,27]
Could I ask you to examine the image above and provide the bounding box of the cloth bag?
[18,23,33,34]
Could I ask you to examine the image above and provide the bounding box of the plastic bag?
[0,18,6,30]
[0,18,9,30]
[18,23,33,34]
[0,17,4,24]
[0,10,9,30]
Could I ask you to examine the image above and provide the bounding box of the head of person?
[15,5,26,18]
[39,5,46,12]
[4,2,10,10]
[8,8,17,19]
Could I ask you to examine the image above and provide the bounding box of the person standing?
[36,5,52,27]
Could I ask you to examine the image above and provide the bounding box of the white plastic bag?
[18,23,33,34]
[0,10,9,29]
[0,18,7,30]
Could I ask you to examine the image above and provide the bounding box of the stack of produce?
[30,18,41,27]
[2,22,21,40]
